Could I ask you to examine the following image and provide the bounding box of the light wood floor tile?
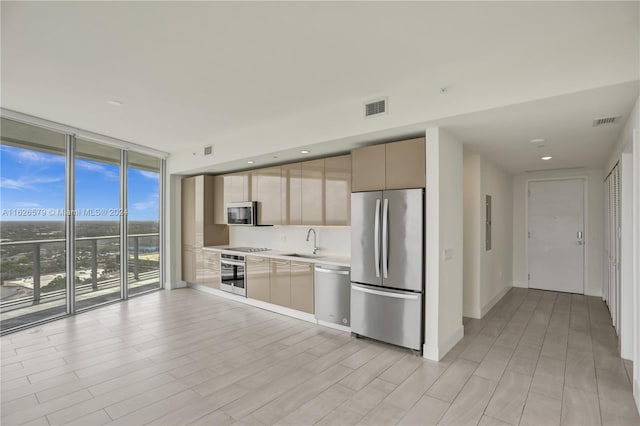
[355,401,405,426]
[1,288,637,426]
[520,391,561,426]
[506,343,540,376]
[384,362,447,409]
[377,353,423,385]
[187,410,236,426]
[249,364,353,424]
[397,394,449,426]
[338,349,403,391]
[425,358,478,402]
[484,370,531,425]
[439,375,498,426]
[529,355,565,400]
[275,383,354,426]
[561,386,601,426]
[478,415,513,426]
[65,409,112,426]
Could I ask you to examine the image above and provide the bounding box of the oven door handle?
[221,260,245,267]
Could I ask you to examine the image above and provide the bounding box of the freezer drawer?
[314,265,351,326]
[350,283,422,351]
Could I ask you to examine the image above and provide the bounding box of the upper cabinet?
[351,137,425,192]
[251,166,283,225]
[210,153,352,227]
[301,159,325,225]
[324,155,351,225]
[351,144,386,192]
[225,172,250,203]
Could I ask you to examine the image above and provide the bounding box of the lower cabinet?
[182,245,196,283]
[290,261,314,314]
[202,250,221,289]
[235,255,315,315]
[246,255,270,302]
[270,259,291,307]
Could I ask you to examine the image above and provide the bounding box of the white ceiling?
[1,1,639,175]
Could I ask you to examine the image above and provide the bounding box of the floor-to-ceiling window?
[0,116,165,333]
[74,139,123,310]
[0,119,68,331]
[127,151,162,296]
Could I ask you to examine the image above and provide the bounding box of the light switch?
[443,249,453,261]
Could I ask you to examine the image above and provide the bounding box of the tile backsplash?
[229,226,351,256]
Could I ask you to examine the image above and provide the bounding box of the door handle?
[351,284,419,300]
[315,267,349,275]
[382,198,389,279]
[374,199,381,278]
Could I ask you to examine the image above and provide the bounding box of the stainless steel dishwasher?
[314,264,351,326]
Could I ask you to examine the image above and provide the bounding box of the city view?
[1,120,162,332]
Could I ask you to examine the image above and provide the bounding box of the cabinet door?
[213,175,226,224]
[270,259,291,308]
[246,256,270,302]
[182,245,196,283]
[225,173,251,203]
[254,167,282,225]
[301,159,324,225]
[181,177,196,247]
[290,261,314,314]
[281,163,302,225]
[324,155,351,226]
[202,250,221,289]
[351,144,386,192]
[385,138,426,189]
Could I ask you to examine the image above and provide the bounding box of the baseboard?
[512,280,528,289]
[635,379,640,416]
[188,283,318,326]
[463,305,481,319]
[481,286,511,317]
[584,288,603,297]
[423,325,464,361]
[317,320,351,333]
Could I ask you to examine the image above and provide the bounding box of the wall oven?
[226,201,257,225]
[220,253,246,296]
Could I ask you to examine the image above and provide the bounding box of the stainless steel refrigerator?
[350,189,424,352]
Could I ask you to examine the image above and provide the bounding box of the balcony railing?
[0,233,159,311]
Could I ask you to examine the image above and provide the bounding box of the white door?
[528,179,584,294]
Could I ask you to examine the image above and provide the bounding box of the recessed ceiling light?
[300,150,310,154]
[541,156,552,161]
[247,160,255,164]
[530,138,545,144]
[108,100,123,106]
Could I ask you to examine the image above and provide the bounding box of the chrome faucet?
[306,228,318,254]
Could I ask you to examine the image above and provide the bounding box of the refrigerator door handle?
[352,284,420,300]
[374,199,381,278]
[382,198,389,278]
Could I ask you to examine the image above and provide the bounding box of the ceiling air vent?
[592,116,621,127]
[364,98,387,118]
[204,145,213,156]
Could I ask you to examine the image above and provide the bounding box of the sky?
[0,145,159,221]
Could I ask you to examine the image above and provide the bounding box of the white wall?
[512,169,604,297]
[463,153,481,318]
[605,95,639,362]
[425,127,464,361]
[229,226,350,257]
[463,152,513,319]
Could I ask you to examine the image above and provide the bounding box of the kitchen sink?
[281,253,323,259]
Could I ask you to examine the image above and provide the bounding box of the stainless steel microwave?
[226,201,257,225]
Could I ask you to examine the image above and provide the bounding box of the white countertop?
[203,245,350,268]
